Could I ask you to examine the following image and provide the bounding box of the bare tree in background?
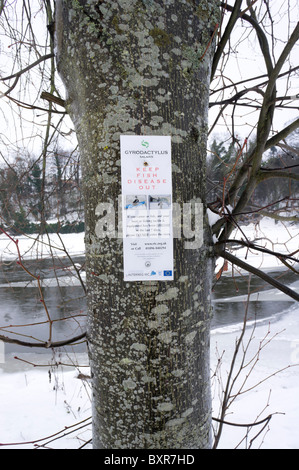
[0,0,298,449]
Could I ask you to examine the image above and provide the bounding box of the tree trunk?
[56,0,219,449]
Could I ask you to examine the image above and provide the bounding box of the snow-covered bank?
[0,217,297,273]
[0,303,298,449]
[211,303,299,449]
[0,218,298,448]
[0,231,85,261]
[0,354,92,449]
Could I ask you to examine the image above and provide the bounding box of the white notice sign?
[120,135,173,281]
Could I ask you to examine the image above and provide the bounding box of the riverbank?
[0,231,85,261]
[0,217,297,271]
[0,218,298,448]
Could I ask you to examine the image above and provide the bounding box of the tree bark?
[56,0,219,449]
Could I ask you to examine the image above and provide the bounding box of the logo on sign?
[141,140,149,148]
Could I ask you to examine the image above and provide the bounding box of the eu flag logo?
[163,270,172,277]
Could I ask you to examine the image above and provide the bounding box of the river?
[0,254,297,357]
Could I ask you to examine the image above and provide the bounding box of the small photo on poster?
[149,195,171,210]
[125,195,147,210]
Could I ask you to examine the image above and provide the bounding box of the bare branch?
[220,1,273,76]
[209,86,265,108]
[0,331,86,349]
[257,169,299,182]
[265,118,299,150]
[5,95,66,114]
[216,119,299,220]
[211,0,243,81]
[41,91,66,108]
[212,413,276,428]
[218,18,299,241]
[0,416,91,448]
[255,21,299,161]
[250,208,299,223]
[0,0,7,16]
[217,249,299,302]
[210,66,299,97]
[216,238,299,263]
[0,53,54,98]
[1,53,54,81]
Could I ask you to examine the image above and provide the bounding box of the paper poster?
[120,135,173,281]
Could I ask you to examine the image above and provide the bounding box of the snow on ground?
[0,231,85,261]
[1,303,298,449]
[210,302,299,449]
[0,356,92,449]
[0,218,298,449]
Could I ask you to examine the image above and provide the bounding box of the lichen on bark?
[56,0,219,449]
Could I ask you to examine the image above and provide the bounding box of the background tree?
[0,0,298,449]
[207,138,236,202]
